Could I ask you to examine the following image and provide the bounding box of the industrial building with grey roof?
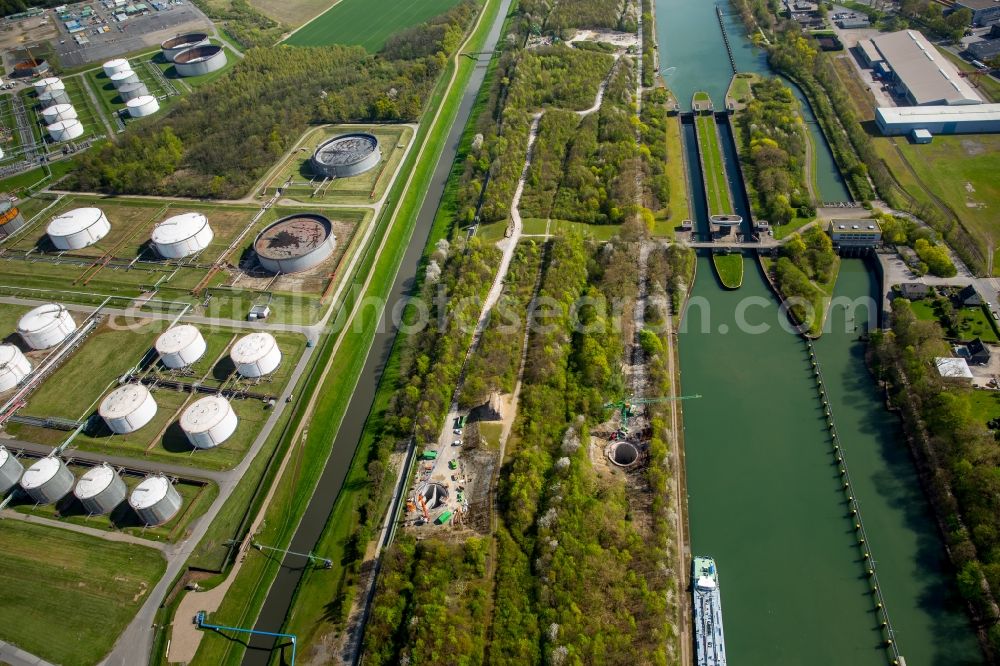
[860,30,982,106]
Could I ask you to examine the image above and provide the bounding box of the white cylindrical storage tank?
[20,456,74,504]
[33,76,64,95]
[0,344,32,392]
[46,207,110,250]
[0,202,26,237]
[126,95,159,119]
[155,324,207,369]
[73,463,127,515]
[99,384,157,434]
[110,69,140,89]
[129,475,181,525]
[118,81,149,102]
[151,212,213,259]
[46,119,84,142]
[0,446,24,495]
[103,58,130,78]
[231,332,281,378]
[173,45,227,77]
[38,89,71,108]
[17,303,77,350]
[41,103,78,124]
[181,395,238,449]
[161,32,210,62]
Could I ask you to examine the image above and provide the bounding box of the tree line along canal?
[659,0,982,662]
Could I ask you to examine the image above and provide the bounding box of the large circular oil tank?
[20,456,74,504]
[110,69,140,89]
[0,344,32,392]
[155,324,207,369]
[41,103,78,124]
[46,119,84,142]
[126,95,159,118]
[33,77,64,95]
[103,58,130,78]
[161,32,210,62]
[18,303,77,350]
[46,207,110,250]
[99,384,157,434]
[253,214,336,274]
[180,395,238,449]
[151,212,213,258]
[118,81,149,102]
[0,446,24,495]
[311,133,381,179]
[0,202,26,238]
[230,332,281,378]
[38,89,70,108]
[173,45,227,77]
[73,463,127,515]
[129,475,182,525]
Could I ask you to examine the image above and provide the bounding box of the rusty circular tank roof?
[253,214,333,261]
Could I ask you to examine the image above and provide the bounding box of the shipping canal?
[664,0,982,662]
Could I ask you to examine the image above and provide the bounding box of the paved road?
[0,640,57,666]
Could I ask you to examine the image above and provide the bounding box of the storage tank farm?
[0,445,25,495]
[231,332,282,378]
[129,474,182,525]
[173,45,227,77]
[17,303,76,350]
[151,212,213,258]
[0,344,32,392]
[42,103,78,124]
[20,456,74,504]
[0,201,27,237]
[311,132,381,179]
[181,395,238,449]
[155,324,207,369]
[253,213,336,274]
[98,384,158,434]
[161,32,210,62]
[73,463,127,515]
[46,207,111,250]
[127,95,159,119]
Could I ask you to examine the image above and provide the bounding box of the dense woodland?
[873,302,1000,653]
[772,226,837,335]
[0,0,61,17]
[68,2,479,198]
[191,0,285,49]
[735,77,811,226]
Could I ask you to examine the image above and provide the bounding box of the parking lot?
[50,0,212,67]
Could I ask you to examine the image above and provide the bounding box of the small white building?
[935,357,974,383]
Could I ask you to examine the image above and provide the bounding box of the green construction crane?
[603,394,702,430]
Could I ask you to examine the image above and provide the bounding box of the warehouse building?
[859,31,982,106]
[967,38,1000,62]
[875,104,1000,135]
[955,0,1000,27]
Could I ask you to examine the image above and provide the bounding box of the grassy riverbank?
[695,113,732,216]
[713,252,744,288]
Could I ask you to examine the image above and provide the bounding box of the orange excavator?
[417,493,430,522]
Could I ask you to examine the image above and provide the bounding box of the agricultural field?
[261,124,414,205]
[7,467,216,543]
[9,321,306,470]
[895,135,1000,262]
[284,0,463,50]
[695,113,732,216]
[0,520,166,666]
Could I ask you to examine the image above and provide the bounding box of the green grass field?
[285,0,462,50]
[712,253,743,289]
[896,135,1000,261]
[695,113,732,217]
[0,520,165,666]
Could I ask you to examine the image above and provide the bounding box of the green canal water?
[665,1,982,662]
